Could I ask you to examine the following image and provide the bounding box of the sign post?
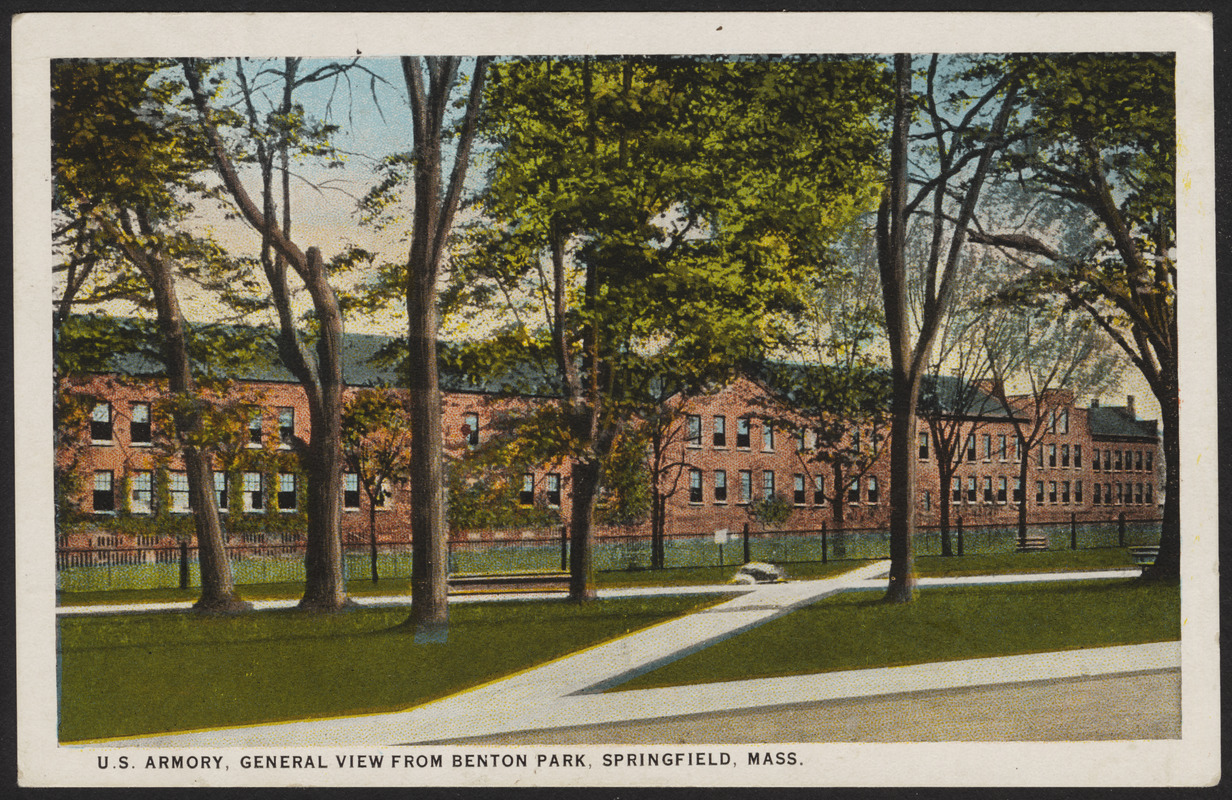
[714,528,728,567]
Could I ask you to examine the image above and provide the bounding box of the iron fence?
[56,514,1161,594]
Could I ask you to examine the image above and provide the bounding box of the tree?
[971,54,1178,581]
[52,59,250,612]
[398,56,490,640]
[456,55,888,601]
[341,389,413,583]
[876,54,1019,603]
[982,300,1124,545]
[182,57,359,612]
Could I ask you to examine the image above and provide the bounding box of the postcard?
[13,11,1219,788]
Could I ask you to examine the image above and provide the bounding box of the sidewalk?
[85,562,1172,748]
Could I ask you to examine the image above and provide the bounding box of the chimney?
[1091,398,1100,408]
[1127,395,1136,419]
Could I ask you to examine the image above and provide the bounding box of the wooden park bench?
[1128,546,1159,566]
[1015,534,1049,552]
[447,571,570,594]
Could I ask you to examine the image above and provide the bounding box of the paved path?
[84,563,1174,748]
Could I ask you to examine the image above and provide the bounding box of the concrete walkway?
[84,562,1173,748]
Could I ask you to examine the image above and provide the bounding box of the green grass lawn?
[617,578,1180,691]
[915,547,1138,577]
[57,594,720,743]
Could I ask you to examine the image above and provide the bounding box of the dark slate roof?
[1088,406,1159,440]
[919,375,1013,419]
[84,324,559,396]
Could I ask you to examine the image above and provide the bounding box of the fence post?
[1118,512,1126,548]
[956,515,964,557]
[179,539,189,590]
[742,523,750,564]
[821,522,828,564]
[1071,512,1078,550]
[560,525,568,572]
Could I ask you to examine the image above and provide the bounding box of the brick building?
[57,329,1161,550]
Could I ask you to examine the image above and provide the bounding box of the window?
[1116,483,1124,504]
[1135,483,1144,504]
[689,469,703,504]
[343,473,360,509]
[278,473,297,511]
[867,476,879,504]
[713,415,726,447]
[464,413,480,448]
[91,403,113,443]
[130,403,151,445]
[1103,449,1111,471]
[92,470,114,512]
[966,434,976,462]
[1013,476,1023,503]
[951,477,961,504]
[170,471,191,512]
[1104,483,1112,505]
[1093,481,1102,505]
[519,474,535,506]
[1135,451,1144,471]
[813,475,825,505]
[1093,448,1101,470]
[967,477,977,504]
[736,418,750,449]
[1074,445,1082,469]
[983,477,993,503]
[848,478,861,505]
[998,434,1007,461]
[739,471,752,504]
[763,470,775,499]
[1048,481,1057,504]
[214,471,228,511]
[1035,481,1044,504]
[546,474,561,507]
[686,415,702,447]
[248,411,262,447]
[1145,483,1153,504]
[918,432,930,460]
[997,477,1007,503]
[1037,446,1044,468]
[762,423,774,451]
[852,428,861,451]
[128,470,152,514]
[243,472,263,511]
[1061,444,1070,468]
[278,407,295,447]
[1014,436,1022,462]
[795,428,806,452]
[982,434,992,461]
[1114,450,1123,471]
[793,474,806,505]
[922,490,931,511]
[1048,444,1057,468]
[714,470,728,503]
[1075,480,1084,504]
[1146,452,1153,472]
[1058,410,1069,434]
[1061,481,1070,504]
[374,480,389,509]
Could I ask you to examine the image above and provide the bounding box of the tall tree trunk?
[938,458,953,557]
[144,250,246,613]
[369,500,380,584]
[1017,442,1031,546]
[406,270,449,639]
[569,459,601,601]
[885,378,920,602]
[1143,380,1179,581]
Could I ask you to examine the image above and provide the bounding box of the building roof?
[1088,406,1159,440]
[919,375,1014,419]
